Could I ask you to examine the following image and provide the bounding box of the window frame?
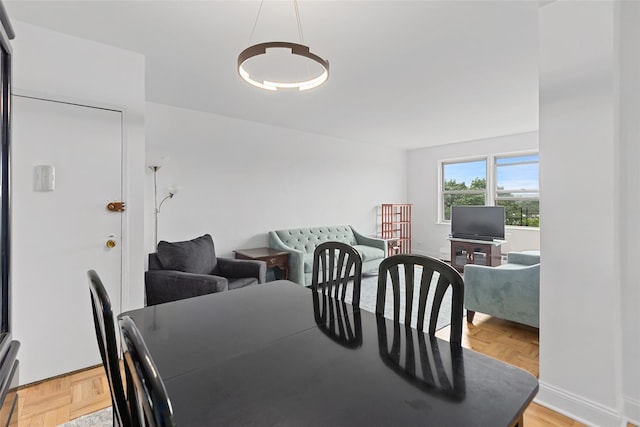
[439,151,540,229]
[439,156,488,223]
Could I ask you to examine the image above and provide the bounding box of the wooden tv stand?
[449,238,504,273]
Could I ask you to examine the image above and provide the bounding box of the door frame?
[12,88,130,311]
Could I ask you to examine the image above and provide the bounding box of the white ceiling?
[5,1,539,150]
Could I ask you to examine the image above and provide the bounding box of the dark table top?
[122,280,538,426]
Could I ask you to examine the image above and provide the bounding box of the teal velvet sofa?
[463,251,540,328]
[268,225,386,286]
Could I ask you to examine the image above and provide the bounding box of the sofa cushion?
[157,234,218,275]
[353,245,385,262]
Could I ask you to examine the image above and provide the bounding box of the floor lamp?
[150,165,177,250]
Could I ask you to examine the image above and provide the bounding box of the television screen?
[451,206,505,241]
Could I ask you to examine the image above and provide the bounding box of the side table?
[234,247,289,281]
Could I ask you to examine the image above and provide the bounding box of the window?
[441,159,487,221]
[495,154,539,227]
[440,152,540,228]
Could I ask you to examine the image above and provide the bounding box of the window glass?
[496,154,539,194]
[495,154,539,227]
[442,159,487,221]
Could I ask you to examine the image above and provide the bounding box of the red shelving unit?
[381,204,412,256]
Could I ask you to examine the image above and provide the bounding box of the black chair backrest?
[311,241,363,306]
[88,270,131,427]
[119,315,176,427]
[312,291,362,349]
[376,254,464,344]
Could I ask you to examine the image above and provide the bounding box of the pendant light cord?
[294,0,311,79]
[249,0,305,45]
[248,0,265,44]
[294,0,304,44]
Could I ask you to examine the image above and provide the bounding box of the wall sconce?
[149,165,179,250]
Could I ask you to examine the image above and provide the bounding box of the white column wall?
[407,131,539,260]
[619,1,640,424]
[145,102,406,258]
[538,2,624,425]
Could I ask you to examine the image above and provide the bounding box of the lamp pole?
[150,166,160,251]
[150,165,177,251]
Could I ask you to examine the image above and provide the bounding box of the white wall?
[10,21,145,383]
[406,131,539,259]
[619,1,640,424]
[145,102,406,257]
[538,2,631,425]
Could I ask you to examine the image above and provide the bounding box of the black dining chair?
[119,315,176,427]
[376,254,464,345]
[311,241,363,306]
[88,270,132,427]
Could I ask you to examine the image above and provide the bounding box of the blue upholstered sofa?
[463,251,540,328]
[268,225,386,286]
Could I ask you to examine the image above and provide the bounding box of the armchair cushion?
[157,234,218,275]
[145,270,228,306]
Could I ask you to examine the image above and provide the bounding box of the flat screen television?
[451,206,505,241]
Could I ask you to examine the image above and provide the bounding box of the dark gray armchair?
[145,234,266,306]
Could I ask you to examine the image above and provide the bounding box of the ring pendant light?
[237,0,329,91]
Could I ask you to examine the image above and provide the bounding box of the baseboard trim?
[624,396,640,426]
[535,381,623,426]
[18,363,102,390]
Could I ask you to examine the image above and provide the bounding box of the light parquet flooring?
[16,313,636,427]
[436,313,592,427]
[17,365,111,426]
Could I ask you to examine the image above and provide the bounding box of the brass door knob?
[106,239,117,248]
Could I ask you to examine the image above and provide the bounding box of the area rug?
[59,406,112,427]
[343,267,454,331]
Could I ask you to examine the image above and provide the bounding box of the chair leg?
[466,310,475,323]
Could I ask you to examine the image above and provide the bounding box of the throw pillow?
[157,234,218,275]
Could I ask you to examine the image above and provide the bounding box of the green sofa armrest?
[351,227,387,252]
[268,231,306,286]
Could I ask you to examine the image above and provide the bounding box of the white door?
[11,95,123,384]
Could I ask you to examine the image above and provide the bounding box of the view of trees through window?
[441,154,540,227]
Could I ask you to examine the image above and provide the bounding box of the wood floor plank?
[69,373,110,419]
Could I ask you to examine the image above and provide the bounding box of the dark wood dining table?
[120,280,538,426]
